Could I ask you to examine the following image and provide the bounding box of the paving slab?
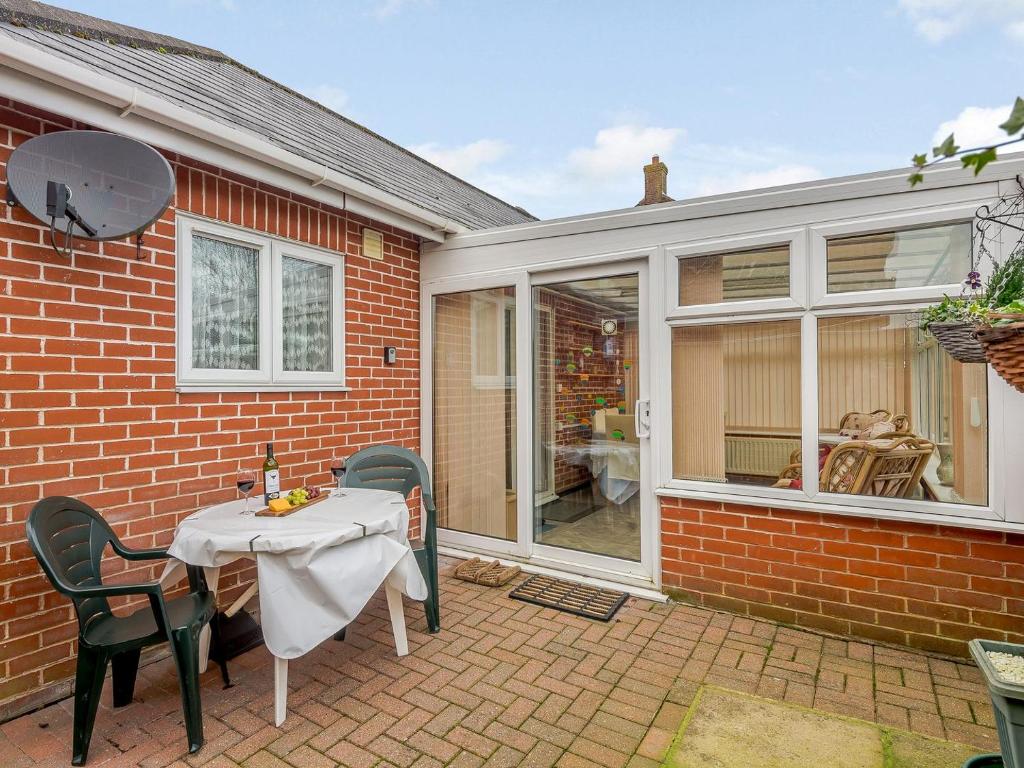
[665,686,883,768]
[887,730,987,768]
[664,686,987,768]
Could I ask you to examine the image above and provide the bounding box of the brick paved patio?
[0,557,1000,767]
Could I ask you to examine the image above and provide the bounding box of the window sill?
[654,485,1020,533]
[175,383,352,393]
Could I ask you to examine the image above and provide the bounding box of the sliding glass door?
[432,287,517,541]
[429,262,652,582]
[531,272,646,564]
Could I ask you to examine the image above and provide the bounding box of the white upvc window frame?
[469,290,515,389]
[666,227,809,320]
[808,202,979,309]
[663,202,1005,523]
[272,239,346,386]
[176,214,346,392]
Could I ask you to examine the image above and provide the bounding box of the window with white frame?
[678,243,791,305]
[668,216,991,518]
[470,292,515,388]
[177,215,345,389]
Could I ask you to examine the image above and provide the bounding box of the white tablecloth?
[166,488,427,659]
[554,440,641,504]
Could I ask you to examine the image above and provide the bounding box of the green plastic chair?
[342,445,440,633]
[26,496,217,765]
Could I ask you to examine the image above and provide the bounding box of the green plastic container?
[969,639,1024,768]
[961,756,1003,767]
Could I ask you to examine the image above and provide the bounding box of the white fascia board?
[429,153,1024,253]
[0,37,463,242]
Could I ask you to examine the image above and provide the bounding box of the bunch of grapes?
[285,485,322,506]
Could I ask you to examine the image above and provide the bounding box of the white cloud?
[898,0,1024,42]
[303,85,349,114]
[408,124,828,219]
[370,0,430,20]
[408,123,683,216]
[696,164,823,197]
[410,139,511,178]
[566,125,683,179]
[932,104,1013,150]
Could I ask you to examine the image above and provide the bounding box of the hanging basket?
[926,321,989,364]
[976,313,1024,393]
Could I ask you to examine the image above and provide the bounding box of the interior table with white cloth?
[554,408,640,505]
[160,487,427,725]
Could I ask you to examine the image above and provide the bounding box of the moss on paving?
[886,730,981,768]
[662,686,987,768]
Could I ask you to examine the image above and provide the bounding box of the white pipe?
[310,163,330,188]
[118,86,139,118]
[0,36,466,236]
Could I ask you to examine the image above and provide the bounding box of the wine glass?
[236,470,256,514]
[330,457,346,495]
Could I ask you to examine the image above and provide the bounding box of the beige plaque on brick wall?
[363,228,384,260]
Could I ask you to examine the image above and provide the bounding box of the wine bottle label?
[264,469,280,500]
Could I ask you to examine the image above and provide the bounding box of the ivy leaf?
[999,97,1024,136]
[933,133,959,158]
[961,147,998,175]
[912,153,928,167]
[909,171,925,186]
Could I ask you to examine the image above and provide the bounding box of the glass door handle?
[635,399,651,439]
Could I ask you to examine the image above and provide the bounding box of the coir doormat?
[508,574,628,621]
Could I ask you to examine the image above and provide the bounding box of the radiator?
[725,435,801,477]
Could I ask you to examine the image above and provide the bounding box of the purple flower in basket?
[965,270,982,291]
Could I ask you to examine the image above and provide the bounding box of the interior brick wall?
[0,98,421,715]
[661,496,1024,657]
[536,290,628,494]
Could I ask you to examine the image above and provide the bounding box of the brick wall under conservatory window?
[660,497,1024,657]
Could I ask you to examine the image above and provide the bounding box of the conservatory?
[421,156,1024,648]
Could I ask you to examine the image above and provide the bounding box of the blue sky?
[57,0,1024,219]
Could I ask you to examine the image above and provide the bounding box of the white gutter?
[0,35,466,239]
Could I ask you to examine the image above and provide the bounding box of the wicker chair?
[777,436,934,498]
[872,414,912,440]
[838,409,892,435]
[790,413,913,465]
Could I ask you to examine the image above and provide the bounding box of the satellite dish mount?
[46,181,98,258]
[5,130,175,261]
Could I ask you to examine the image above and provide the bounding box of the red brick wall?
[661,496,1024,656]
[536,290,630,493]
[0,99,421,713]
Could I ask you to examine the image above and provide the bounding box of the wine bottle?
[263,443,281,505]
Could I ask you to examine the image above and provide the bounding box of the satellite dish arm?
[47,181,97,238]
[45,181,98,259]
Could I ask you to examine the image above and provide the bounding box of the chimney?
[637,154,673,206]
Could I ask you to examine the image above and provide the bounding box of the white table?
[555,439,641,504]
[162,488,427,725]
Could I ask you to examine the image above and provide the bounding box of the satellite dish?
[5,130,174,259]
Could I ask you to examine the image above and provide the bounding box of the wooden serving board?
[255,493,329,517]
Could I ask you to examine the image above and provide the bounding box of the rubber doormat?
[508,574,628,621]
